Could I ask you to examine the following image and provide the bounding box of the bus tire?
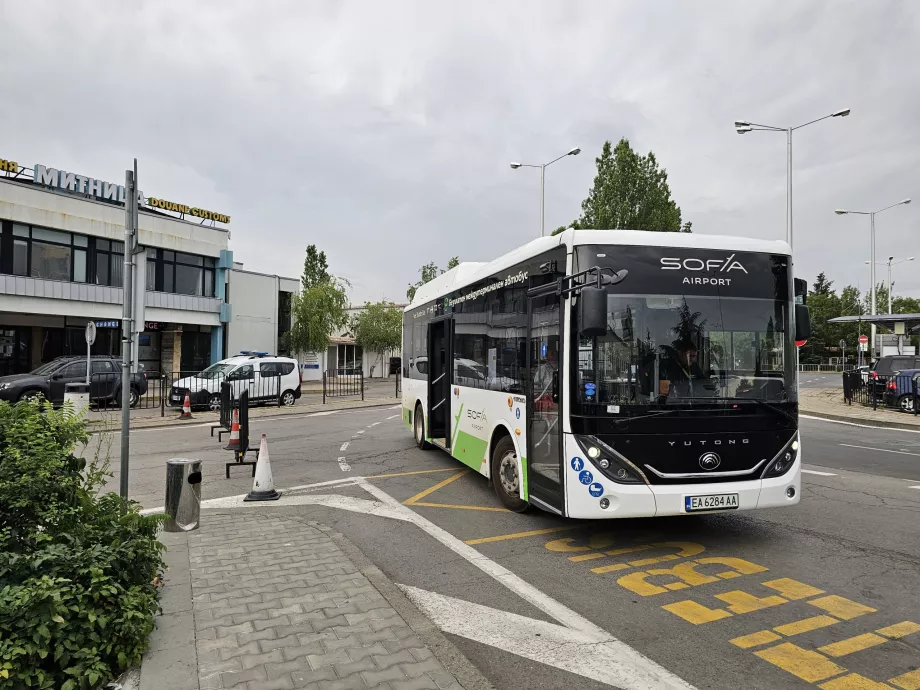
[491,435,528,512]
[414,403,432,450]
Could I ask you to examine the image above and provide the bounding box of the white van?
[170,352,302,410]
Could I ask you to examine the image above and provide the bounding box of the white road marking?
[386,414,399,420]
[131,409,342,433]
[801,415,920,434]
[839,443,920,457]
[340,442,350,451]
[368,422,381,427]
[352,430,365,438]
[802,469,838,476]
[400,585,691,689]
[338,456,351,472]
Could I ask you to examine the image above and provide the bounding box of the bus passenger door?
[427,318,453,447]
[527,294,563,513]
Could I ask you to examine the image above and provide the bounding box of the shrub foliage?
[0,400,165,689]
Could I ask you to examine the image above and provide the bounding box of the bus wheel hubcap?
[499,451,518,494]
[415,413,422,441]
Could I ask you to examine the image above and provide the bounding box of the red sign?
[795,340,807,348]
[859,334,869,345]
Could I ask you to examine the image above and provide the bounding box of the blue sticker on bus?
[515,408,520,419]
[541,342,547,357]
[571,457,584,472]
[588,482,604,498]
[579,470,594,485]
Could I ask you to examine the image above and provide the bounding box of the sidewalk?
[799,387,920,430]
[140,511,483,690]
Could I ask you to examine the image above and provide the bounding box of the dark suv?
[868,355,920,397]
[0,356,148,407]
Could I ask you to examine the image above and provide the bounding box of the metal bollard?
[164,458,203,532]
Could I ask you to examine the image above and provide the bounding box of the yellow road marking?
[818,633,887,658]
[877,621,920,639]
[889,668,920,690]
[464,525,579,545]
[754,643,847,683]
[715,590,788,615]
[775,615,840,636]
[569,553,607,562]
[404,470,468,504]
[820,673,897,689]
[809,595,878,620]
[730,630,781,649]
[762,577,825,600]
[411,502,508,512]
[661,600,732,624]
[367,467,464,479]
[590,563,631,575]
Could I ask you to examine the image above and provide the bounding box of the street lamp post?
[837,200,912,359]
[864,256,915,314]
[510,147,581,237]
[734,108,850,253]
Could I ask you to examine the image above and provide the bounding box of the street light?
[864,255,915,314]
[510,146,581,237]
[836,198,912,358]
[734,108,850,252]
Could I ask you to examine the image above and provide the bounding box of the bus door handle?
[552,371,559,403]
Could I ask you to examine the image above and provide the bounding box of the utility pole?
[120,160,138,498]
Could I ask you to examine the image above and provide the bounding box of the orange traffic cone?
[180,392,193,419]
[224,409,240,450]
[244,434,280,502]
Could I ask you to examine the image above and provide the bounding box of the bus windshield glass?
[572,245,795,415]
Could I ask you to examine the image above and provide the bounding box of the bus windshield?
[572,245,796,415]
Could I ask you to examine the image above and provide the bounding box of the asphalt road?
[799,373,845,388]
[87,407,920,690]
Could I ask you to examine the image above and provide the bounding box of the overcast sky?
[3,1,918,304]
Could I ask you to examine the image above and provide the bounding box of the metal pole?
[870,212,877,363]
[786,128,793,250]
[540,164,545,238]
[120,166,136,498]
[888,260,893,315]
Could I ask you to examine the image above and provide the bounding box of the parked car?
[0,356,148,407]
[868,356,920,397]
[883,368,920,412]
[169,353,302,410]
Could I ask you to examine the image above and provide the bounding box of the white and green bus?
[402,229,810,519]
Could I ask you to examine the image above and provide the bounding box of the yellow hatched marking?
[809,595,878,620]
[410,502,507,512]
[664,582,690,591]
[367,467,463,479]
[754,643,847,683]
[661,600,732,624]
[590,563,631,574]
[609,545,652,557]
[820,673,897,689]
[629,553,680,567]
[762,577,825,600]
[463,526,578,545]
[569,553,607,562]
[404,470,468,504]
[889,668,920,690]
[715,590,788,615]
[877,621,920,639]
[730,630,781,649]
[819,633,887,658]
[775,615,840,636]
[718,571,742,580]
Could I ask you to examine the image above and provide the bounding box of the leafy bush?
[0,399,165,689]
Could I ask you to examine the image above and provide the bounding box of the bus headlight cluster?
[575,436,648,485]
[761,435,799,479]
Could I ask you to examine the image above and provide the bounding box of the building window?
[2,223,90,283]
[336,344,363,374]
[93,238,124,287]
[153,249,215,296]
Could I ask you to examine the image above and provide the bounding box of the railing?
[166,372,282,411]
[842,370,919,414]
[799,364,857,373]
[91,371,168,416]
[323,370,364,403]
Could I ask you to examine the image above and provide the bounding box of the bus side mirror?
[579,286,607,337]
[795,304,811,340]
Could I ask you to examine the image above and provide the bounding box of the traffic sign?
[859,334,869,345]
[85,321,97,345]
[839,339,846,349]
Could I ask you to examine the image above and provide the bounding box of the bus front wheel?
[492,435,528,513]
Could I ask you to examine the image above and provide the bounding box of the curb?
[801,408,920,431]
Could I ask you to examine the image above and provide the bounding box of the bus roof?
[407,228,791,308]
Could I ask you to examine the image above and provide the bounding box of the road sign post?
[85,321,96,385]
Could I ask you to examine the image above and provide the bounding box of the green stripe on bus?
[521,455,528,500]
[450,403,464,450]
[452,429,488,472]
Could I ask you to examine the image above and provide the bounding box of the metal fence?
[166,372,282,411]
[91,371,169,415]
[323,370,364,403]
[842,370,920,413]
[799,364,857,373]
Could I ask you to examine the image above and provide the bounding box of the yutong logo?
[669,439,748,447]
[699,452,721,471]
[661,254,748,286]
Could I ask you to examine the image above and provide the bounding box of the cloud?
[2,0,918,303]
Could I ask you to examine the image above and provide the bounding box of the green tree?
[552,138,691,235]
[287,246,350,355]
[863,282,890,317]
[812,272,834,295]
[352,301,403,376]
[406,256,459,302]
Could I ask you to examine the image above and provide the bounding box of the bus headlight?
[575,435,648,485]
[761,435,799,479]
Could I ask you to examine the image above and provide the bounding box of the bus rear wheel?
[492,435,528,512]
[414,403,431,450]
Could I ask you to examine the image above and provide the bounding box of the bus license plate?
[685,493,739,512]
